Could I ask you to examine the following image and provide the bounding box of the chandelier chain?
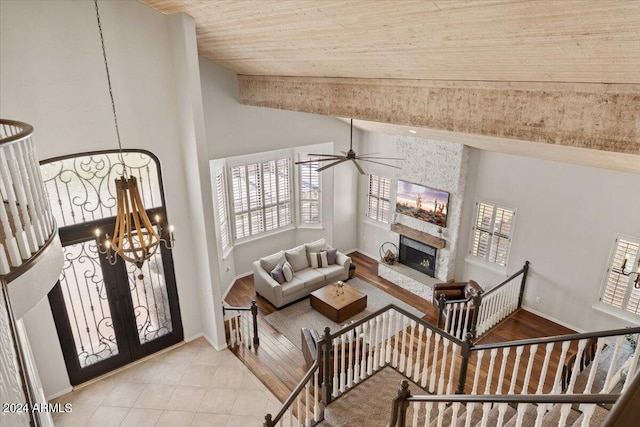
[94,0,125,170]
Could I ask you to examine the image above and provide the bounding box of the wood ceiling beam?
[238,76,639,157]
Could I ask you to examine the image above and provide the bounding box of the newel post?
[388,380,411,427]
[436,294,446,329]
[517,261,530,309]
[250,300,260,347]
[321,327,333,405]
[263,413,274,427]
[456,333,473,394]
[470,293,482,340]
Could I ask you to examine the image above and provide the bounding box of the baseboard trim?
[46,386,73,401]
[223,271,253,301]
[185,332,228,351]
[353,249,379,262]
[522,305,585,334]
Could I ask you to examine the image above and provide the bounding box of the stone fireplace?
[399,235,437,277]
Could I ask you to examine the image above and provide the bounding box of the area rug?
[263,277,424,350]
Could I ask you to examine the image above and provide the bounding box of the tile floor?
[51,338,281,427]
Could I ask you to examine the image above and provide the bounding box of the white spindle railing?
[0,120,55,276]
[475,274,522,338]
[267,305,464,426]
[222,301,259,350]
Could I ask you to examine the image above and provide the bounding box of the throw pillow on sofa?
[305,238,327,258]
[282,261,294,282]
[260,250,286,272]
[309,251,329,268]
[326,248,338,264]
[270,265,285,284]
[285,245,309,272]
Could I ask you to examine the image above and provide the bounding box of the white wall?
[456,149,640,332]
[199,59,358,277]
[0,0,218,396]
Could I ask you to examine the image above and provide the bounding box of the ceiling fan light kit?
[295,119,403,174]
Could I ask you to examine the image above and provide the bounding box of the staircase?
[263,302,640,427]
[323,367,614,427]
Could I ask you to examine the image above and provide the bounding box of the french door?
[42,150,183,385]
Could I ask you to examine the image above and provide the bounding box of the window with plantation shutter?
[299,156,321,226]
[600,236,640,316]
[366,174,392,224]
[214,168,231,252]
[469,201,516,268]
[230,157,292,240]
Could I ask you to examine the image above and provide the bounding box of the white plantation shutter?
[299,157,321,225]
[601,237,640,314]
[229,156,292,241]
[215,169,231,252]
[470,201,516,267]
[366,174,391,224]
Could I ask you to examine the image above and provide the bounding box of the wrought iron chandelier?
[93,0,174,270]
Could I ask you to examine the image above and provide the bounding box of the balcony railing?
[0,119,55,279]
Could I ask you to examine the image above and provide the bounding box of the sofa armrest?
[336,252,351,278]
[252,261,283,302]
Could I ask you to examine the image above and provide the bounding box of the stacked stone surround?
[379,136,469,292]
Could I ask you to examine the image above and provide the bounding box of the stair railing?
[436,261,530,341]
[463,325,640,398]
[388,379,620,427]
[264,304,465,426]
[222,300,260,349]
[264,349,323,427]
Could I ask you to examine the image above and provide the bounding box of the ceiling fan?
[295,119,403,174]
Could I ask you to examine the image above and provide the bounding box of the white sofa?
[253,238,351,308]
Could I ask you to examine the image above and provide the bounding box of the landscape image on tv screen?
[395,180,449,227]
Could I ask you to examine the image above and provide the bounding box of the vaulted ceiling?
[139,0,640,173]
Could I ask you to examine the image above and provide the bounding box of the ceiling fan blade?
[295,157,345,165]
[306,153,343,158]
[356,156,405,160]
[351,159,365,175]
[317,158,349,172]
[358,159,402,169]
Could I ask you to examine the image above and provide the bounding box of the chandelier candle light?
[93,0,174,276]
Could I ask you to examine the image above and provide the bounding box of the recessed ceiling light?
[409,129,417,134]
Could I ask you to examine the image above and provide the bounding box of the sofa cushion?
[309,251,329,268]
[317,264,344,282]
[260,250,286,272]
[305,238,327,260]
[282,261,294,282]
[294,268,325,288]
[326,248,338,265]
[270,265,285,284]
[281,277,306,296]
[285,245,309,272]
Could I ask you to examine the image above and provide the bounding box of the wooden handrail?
[0,221,58,283]
[472,325,640,351]
[264,357,321,427]
[481,261,528,298]
[403,392,619,405]
[329,303,464,346]
[0,119,33,145]
[602,369,640,426]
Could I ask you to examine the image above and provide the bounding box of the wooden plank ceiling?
[139,0,640,171]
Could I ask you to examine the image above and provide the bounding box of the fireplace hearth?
[399,235,437,277]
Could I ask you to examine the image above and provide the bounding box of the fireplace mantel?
[391,223,446,249]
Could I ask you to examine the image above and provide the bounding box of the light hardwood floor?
[224,252,576,404]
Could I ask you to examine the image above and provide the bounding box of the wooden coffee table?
[310,282,367,323]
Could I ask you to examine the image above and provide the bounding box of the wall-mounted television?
[395,180,449,227]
